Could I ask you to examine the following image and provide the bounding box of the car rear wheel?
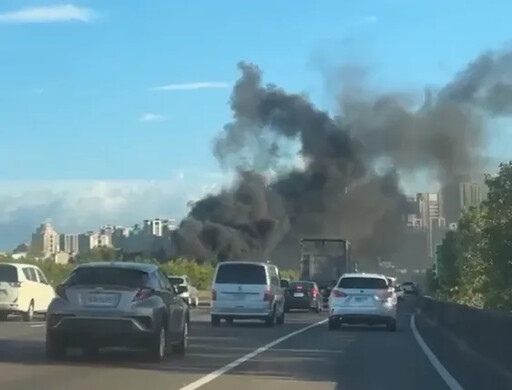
[211,315,220,327]
[0,312,8,321]
[23,301,34,322]
[225,317,234,325]
[386,318,397,332]
[45,331,67,360]
[148,326,167,362]
[173,321,188,355]
[83,346,99,360]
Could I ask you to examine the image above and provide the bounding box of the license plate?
[294,292,304,297]
[85,293,118,307]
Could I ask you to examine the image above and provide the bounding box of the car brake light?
[211,289,217,301]
[377,289,393,300]
[55,284,68,300]
[132,287,154,302]
[8,281,22,288]
[331,290,347,298]
[312,288,319,296]
[263,290,273,302]
[296,285,302,290]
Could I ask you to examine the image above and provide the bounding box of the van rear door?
[214,263,268,303]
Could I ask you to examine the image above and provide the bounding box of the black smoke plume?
[173,50,512,268]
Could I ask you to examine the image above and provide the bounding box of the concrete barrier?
[418,296,512,373]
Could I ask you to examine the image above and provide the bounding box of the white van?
[0,263,56,321]
[210,261,285,327]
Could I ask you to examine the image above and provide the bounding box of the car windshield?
[0,265,17,283]
[65,267,149,288]
[338,277,388,289]
[168,277,185,285]
[289,281,315,290]
[215,263,267,285]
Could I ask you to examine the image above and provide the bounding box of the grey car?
[45,262,189,362]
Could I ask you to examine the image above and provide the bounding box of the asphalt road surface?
[0,299,471,390]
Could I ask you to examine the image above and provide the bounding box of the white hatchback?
[328,273,397,331]
[0,263,56,321]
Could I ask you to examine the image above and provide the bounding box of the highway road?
[0,299,477,390]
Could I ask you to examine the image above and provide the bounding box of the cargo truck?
[299,237,355,306]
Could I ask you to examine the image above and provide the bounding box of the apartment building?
[30,223,59,257]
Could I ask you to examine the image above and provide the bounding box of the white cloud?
[151,82,230,91]
[140,113,166,123]
[0,4,98,24]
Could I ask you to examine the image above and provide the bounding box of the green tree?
[481,163,512,310]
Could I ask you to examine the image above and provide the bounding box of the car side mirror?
[280,280,289,288]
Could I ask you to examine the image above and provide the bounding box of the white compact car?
[0,263,56,321]
[328,273,397,331]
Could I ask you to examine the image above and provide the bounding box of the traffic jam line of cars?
[1,260,419,363]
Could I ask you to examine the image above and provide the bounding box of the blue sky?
[0,0,511,248]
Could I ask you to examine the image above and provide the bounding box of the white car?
[0,263,56,321]
[167,275,199,307]
[328,273,397,331]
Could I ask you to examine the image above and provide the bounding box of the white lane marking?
[179,319,328,390]
[30,324,45,328]
[410,314,464,390]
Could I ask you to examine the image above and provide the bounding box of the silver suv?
[210,261,285,327]
[45,262,189,362]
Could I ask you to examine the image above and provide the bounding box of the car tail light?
[132,287,155,302]
[331,289,347,298]
[296,285,302,290]
[8,281,22,288]
[55,284,68,300]
[378,289,393,300]
[312,288,319,296]
[263,290,273,302]
[211,289,217,301]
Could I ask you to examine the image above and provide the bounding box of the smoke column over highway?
[173,50,512,267]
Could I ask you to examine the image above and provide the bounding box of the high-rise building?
[78,231,99,253]
[417,193,442,230]
[459,182,483,209]
[59,233,79,254]
[30,223,59,257]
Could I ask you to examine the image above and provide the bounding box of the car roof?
[340,272,387,280]
[75,261,158,273]
[0,263,39,270]
[216,261,271,267]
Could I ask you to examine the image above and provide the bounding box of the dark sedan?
[284,281,322,313]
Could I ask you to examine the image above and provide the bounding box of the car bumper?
[46,316,160,347]
[329,303,396,322]
[285,298,315,309]
[211,301,273,318]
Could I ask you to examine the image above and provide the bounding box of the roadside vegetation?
[0,251,300,291]
[430,162,512,311]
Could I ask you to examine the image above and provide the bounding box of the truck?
[299,237,355,306]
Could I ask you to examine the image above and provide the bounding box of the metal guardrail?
[418,296,512,373]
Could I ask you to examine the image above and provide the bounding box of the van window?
[0,265,18,282]
[337,277,388,289]
[215,263,267,285]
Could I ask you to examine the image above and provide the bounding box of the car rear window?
[215,263,267,285]
[168,277,185,285]
[65,267,148,288]
[338,277,388,289]
[289,281,315,289]
[0,265,18,283]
